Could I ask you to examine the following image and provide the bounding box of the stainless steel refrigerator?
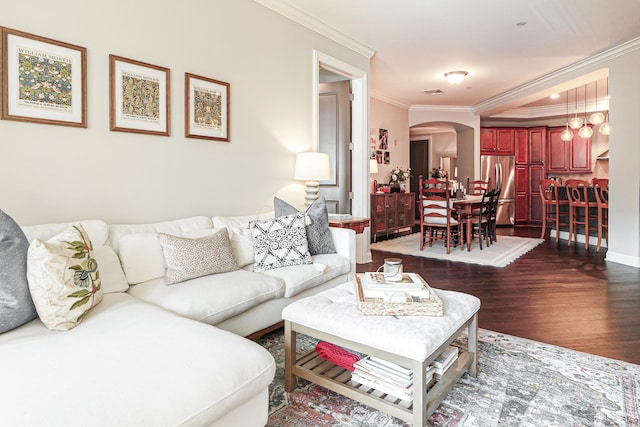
[480,155,515,225]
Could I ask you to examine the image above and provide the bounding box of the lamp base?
[304,180,319,208]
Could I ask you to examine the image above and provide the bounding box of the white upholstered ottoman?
[281,281,481,427]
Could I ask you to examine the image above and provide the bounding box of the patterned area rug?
[370,234,543,267]
[258,328,640,426]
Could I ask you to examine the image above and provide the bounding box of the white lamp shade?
[370,158,378,174]
[294,152,330,181]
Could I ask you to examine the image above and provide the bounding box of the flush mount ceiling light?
[444,71,468,85]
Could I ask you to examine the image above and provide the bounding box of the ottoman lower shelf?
[284,318,478,427]
[291,347,474,422]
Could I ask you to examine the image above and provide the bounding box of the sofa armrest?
[329,227,356,275]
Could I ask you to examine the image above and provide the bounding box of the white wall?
[0,0,370,225]
[607,50,640,267]
[370,97,410,187]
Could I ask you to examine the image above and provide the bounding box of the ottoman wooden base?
[282,282,480,427]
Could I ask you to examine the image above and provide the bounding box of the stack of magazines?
[432,345,459,378]
[362,272,429,302]
[352,356,414,401]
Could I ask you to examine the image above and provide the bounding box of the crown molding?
[474,36,640,116]
[370,90,410,110]
[254,0,375,59]
[409,104,475,114]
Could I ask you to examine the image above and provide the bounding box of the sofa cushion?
[116,228,218,285]
[158,229,239,285]
[27,224,103,331]
[227,225,255,268]
[93,246,129,293]
[259,253,351,298]
[212,212,274,230]
[126,269,284,325]
[109,216,213,252]
[250,213,313,272]
[0,292,276,426]
[274,196,336,255]
[0,209,38,334]
[22,219,110,246]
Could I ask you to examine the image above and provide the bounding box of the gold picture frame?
[184,72,229,141]
[109,54,170,136]
[1,27,87,127]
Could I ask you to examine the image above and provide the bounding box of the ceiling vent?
[423,89,444,95]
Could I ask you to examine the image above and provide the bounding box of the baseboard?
[551,230,607,248]
[604,252,640,268]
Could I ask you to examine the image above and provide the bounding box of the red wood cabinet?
[515,129,528,164]
[481,127,515,155]
[480,128,496,152]
[528,164,545,223]
[514,165,529,223]
[528,127,545,164]
[371,193,415,241]
[546,127,591,173]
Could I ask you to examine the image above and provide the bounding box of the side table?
[329,217,371,264]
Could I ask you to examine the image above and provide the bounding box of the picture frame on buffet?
[184,72,229,141]
[1,27,87,127]
[109,54,170,136]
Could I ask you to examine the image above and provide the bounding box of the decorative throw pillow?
[157,228,239,285]
[0,209,38,334]
[27,224,104,331]
[250,212,313,272]
[274,196,336,255]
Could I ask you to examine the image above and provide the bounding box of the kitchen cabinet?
[514,127,546,224]
[481,127,516,155]
[546,127,591,173]
[371,193,415,242]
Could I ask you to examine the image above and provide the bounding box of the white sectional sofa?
[0,212,356,426]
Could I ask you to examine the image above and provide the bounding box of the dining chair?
[592,178,609,251]
[539,179,569,243]
[466,177,491,196]
[419,175,461,254]
[565,179,597,250]
[487,188,500,245]
[469,189,494,250]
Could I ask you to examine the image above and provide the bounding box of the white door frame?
[313,50,369,220]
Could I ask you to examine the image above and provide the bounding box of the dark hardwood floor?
[357,226,640,365]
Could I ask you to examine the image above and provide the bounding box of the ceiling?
[256,0,640,119]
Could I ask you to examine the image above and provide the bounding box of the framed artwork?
[384,151,390,164]
[1,27,86,127]
[109,54,170,136]
[378,128,388,149]
[184,72,229,141]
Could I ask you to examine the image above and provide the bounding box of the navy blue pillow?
[0,209,38,333]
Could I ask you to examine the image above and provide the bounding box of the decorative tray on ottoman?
[353,273,443,316]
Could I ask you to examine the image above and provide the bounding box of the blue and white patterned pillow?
[250,213,313,272]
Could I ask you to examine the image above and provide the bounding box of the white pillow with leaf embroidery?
[27,224,103,331]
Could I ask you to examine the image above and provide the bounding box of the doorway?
[318,79,351,214]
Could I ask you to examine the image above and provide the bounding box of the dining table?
[452,195,484,251]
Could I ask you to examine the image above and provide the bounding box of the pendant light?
[599,77,610,135]
[578,84,593,138]
[589,80,605,125]
[560,90,573,141]
[568,87,583,129]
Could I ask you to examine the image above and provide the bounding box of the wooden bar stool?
[592,178,609,251]
[565,179,597,250]
[539,179,569,243]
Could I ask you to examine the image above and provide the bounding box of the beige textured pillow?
[157,229,239,285]
[27,224,104,331]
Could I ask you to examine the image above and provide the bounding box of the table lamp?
[295,152,330,208]
[370,158,378,193]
